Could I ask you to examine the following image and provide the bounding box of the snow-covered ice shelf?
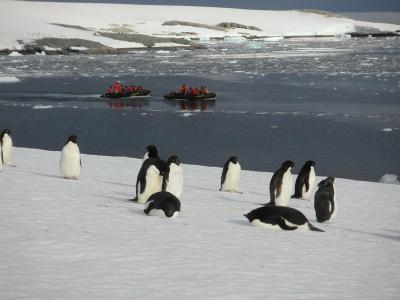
[0,147,399,299]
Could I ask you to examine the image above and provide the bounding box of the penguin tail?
[243,214,250,220]
[308,222,324,232]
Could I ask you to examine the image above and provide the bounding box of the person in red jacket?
[193,86,199,96]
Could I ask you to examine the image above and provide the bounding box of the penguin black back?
[244,205,323,232]
[136,158,170,196]
[314,177,336,223]
[144,191,181,218]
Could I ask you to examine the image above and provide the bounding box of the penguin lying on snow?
[59,135,81,180]
[220,156,241,193]
[166,156,183,198]
[267,160,294,206]
[292,160,316,200]
[0,128,13,166]
[244,205,323,232]
[314,177,337,223]
[144,191,181,218]
[143,145,159,162]
[134,158,170,204]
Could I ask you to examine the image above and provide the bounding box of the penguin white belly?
[142,152,149,162]
[138,165,163,204]
[329,185,337,221]
[59,143,81,179]
[302,167,316,200]
[166,164,183,198]
[148,209,180,218]
[0,142,2,171]
[283,219,308,231]
[275,169,292,206]
[222,163,241,192]
[250,219,280,229]
[2,134,13,165]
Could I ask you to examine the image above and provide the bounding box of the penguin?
[0,129,13,165]
[134,158,170,204]
[220,156,241,193]
[292,160,316,200]
[143,145,159,162]
[244,205,323,232]
[166,155,183,198]
[59,135,81,180]
[0,141,2,172]
[144,191,181,218]
[267,160,294,206]
[314,177,337,223]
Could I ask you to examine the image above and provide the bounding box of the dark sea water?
[0,37,399,181]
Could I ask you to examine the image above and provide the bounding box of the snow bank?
[0,147,399,299]
[8,51,23,56]
[0,76,21,83]
[0,0,398,51]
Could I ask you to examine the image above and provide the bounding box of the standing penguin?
[314,177,337,223]
[144,191,181,218]
[166,155,183,198]
[59,135,81,180]
[220,156,241,193]
[268,160,294,206]
[244,205,323,232]
[143,145,159,162]
[0,129,13,165]
[134,158,170,204]
[0,141,2,172]
[292,160,316,200]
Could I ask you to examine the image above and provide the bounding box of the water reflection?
[165,99,216,112]
[107,99,150,109]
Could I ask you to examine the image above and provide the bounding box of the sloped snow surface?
[1,148,399,299]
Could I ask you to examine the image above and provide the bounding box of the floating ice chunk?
[0,76,20,83]
[199,37,210,42]
[32,105,53,109]
[182,113,195,117]
[35,51,46,56]
[224,36,247,43]
[379,174,400,185]
[262,36,284,42]
[8,51,23,56]
[155,50,170,54]
[382,128,393,132]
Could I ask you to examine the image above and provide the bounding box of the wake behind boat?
[164,84,216,101]
[101,81,150,99]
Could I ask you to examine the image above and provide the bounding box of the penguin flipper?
[277,218,297,231]
[308,222,324,232]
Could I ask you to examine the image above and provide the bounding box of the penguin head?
[167,155,181,166]
[318,177,335,187]
[304,160,316,168]
[228,156,238,164]
[146,145,159,158]
[66,135,78,144]
[0,128,11,138]
[281,160,295,170]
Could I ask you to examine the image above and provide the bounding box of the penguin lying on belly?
[244,206,323,232]
[144,191,181,218]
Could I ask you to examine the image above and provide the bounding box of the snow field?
[0,147,399,299]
